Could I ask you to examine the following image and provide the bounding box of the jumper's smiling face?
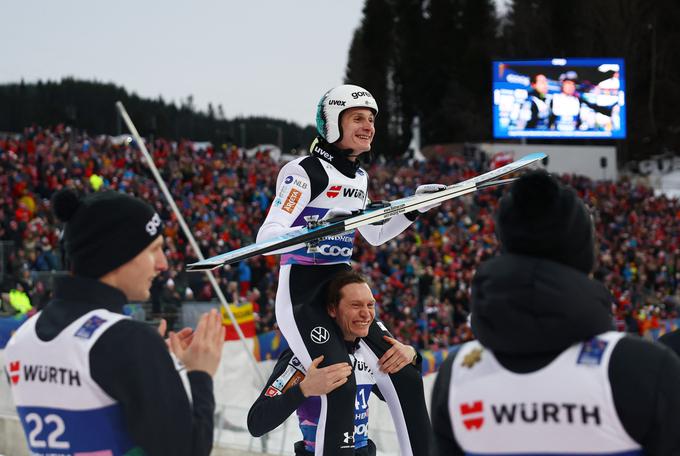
[328,282,376,340]
[336,107,375,159]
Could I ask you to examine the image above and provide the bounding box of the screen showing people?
[492,58,626,139]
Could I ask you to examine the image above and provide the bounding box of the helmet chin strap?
[347,149,368,160]
[336,143,371,166]
[311,137,364,177]
[335,127,371,162]
[355,149,373,166]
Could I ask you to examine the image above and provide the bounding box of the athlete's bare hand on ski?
[169,309,225,377]
[378,336,418,374]
[299,355,353,397]
[416,184,447,213]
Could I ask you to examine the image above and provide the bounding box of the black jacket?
[658,330,680,358]
[248,347,378,456]
[34,276,215,456]
[431,254,680,455]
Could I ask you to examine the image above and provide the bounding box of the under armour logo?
[343,432,354,444]
[310,326,330,344]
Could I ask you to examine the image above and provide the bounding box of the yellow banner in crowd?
[220,302,256,340]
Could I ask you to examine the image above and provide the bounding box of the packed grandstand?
[1,124,679,355]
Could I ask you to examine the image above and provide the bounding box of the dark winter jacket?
[34,276,215,456]
[431,254,680,455]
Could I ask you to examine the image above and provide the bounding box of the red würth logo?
[460,401,484,430]
[9,361,20,385]
[326,186,342,198]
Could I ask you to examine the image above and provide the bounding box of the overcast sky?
[1,0,365,127]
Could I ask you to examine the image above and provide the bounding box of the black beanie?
[496,170,595,274]
[52,189,162,278]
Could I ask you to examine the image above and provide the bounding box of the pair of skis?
[186,152,546,271]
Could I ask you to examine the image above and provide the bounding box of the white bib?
[449,332,642,454]
[5,309,136,455]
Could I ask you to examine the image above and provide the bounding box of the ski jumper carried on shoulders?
[257,139,430,456]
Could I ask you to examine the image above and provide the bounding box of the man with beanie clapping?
[3,189,225,456]
[431,171,680,455]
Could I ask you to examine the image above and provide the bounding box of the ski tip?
[519,152,547,162]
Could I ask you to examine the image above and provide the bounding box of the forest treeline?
[2,0,679,160]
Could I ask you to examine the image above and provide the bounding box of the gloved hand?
[415,184,447,213]
[305,208,354,252]
[320,207,354,222]
[304,208,354,233]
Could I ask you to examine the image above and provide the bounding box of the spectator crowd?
[1,125,679,350]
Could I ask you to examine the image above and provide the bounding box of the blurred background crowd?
[1,125,679,350]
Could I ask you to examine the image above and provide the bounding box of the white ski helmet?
[316,84,379,144]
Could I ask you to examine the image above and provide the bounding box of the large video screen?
[493,58,626,139]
